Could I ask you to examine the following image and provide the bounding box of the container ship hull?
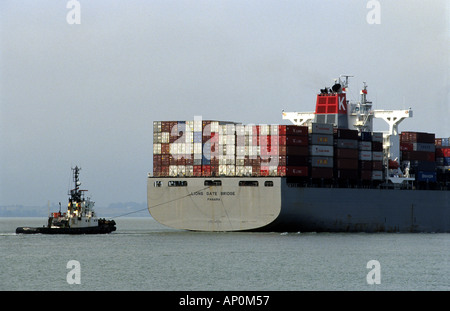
[147,177,449,232]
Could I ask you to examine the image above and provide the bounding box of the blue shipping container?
[417,171,437,182]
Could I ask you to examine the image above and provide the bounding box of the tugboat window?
[264,181,274,187]
[204,180,222,186]
[168,181,188,187]
[238,181,259,187]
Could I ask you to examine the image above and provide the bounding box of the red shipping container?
[400,143,414,151]
[359,161,372,170]
[360,170,372,180]
[286,146,309,156]
[286,166,308,176]
[335,158,358,170]
[372,161,383,171]
[279,135,286,146]
[335,169,358,179]
[277,166,286,176]
[286,136,308,146]
[311,167,333,179]
[436,147,450,157]
[193,165,202,176]
[161,166,169,176]
[202,165,211,176]
[252,165,260,176]
[371,141,383,151]
[260,166,270,176]
[335,148,358,159]
[285,125,308,136]
[278,125,286,135]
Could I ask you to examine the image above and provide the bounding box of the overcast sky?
[1,0,449,207]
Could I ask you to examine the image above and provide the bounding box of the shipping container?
[335,169,358,180]
[311,167,333,179]
[335,139,358,149]
[417,171,437,182]
[401,132,435,144]
[310,156,333,168]
[310,134,333,146]
[372,161,383,171]
[436,147,450,158]
[359,141,372,151]
[310,145,334,157]
[285,155,309,166]
[372,171,383,180]
[359,150,372,161]
[285,125,308,136]
[372,152,383,162]
[286,166,308,177]
[359,160,372,170]
[371,141,383,151]
[286,135,309,146]
[309,123,333,135]
[335,148,358,159]
[360,170,372,180]
[286,146,309,156]
[359,132,372,141]
[334,128,358,140]
[401,151,435,162]
[372,132,383,142]
[335,158,358,170]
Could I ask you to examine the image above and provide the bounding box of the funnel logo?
[338,95,346,112]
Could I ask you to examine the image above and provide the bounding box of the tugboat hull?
[16,220,116,234]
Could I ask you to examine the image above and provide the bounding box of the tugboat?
[16,166,116,234]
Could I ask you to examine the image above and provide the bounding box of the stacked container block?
[309,123,334,179]
[400,131,436,182]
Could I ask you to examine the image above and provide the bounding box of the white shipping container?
[372,170,383,180]
[169,165,178,176]
[161,132,170,143]
[260,125,270,135]
[177,165,186,176]
[244,166,253,176]
[219,165,227,175]
[310,145,334,156]
[186,121,194,132]
[194,120,202,132]
[270,125,279,135]
[359,141,372,151]
[359,150,372,161]
[153,143,161,155]
[185,165,193,176]
[235,166,245,176]
[226,165,235,176]
[236,124,245,136]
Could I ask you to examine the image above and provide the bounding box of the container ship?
[147,76,449,232]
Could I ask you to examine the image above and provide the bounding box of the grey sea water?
[1,217,449,291]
